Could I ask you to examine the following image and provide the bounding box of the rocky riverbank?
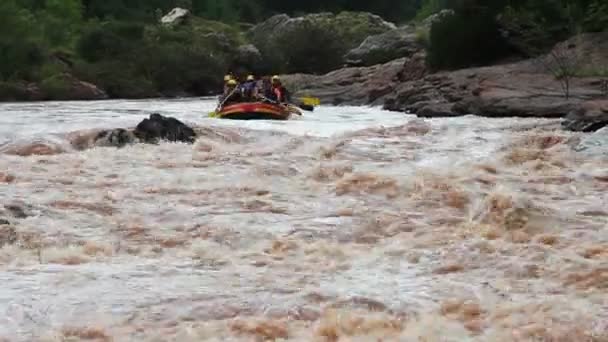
[285,32,608,132]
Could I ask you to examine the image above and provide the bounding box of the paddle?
[209,85,240,118]
[257,95,304,115]
[299,96,320,107]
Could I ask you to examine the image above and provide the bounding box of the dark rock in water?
[0,224,17,247]
[562,100,608,132]
[0,218,10,225]
[416,103,459,117]
[4,204,29,219]
[94,129,137,148]
[134,113,196,144]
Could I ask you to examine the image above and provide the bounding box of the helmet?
[227,79,237,86]
[224,75,232,82]
[247,75,255,81]
[271,75,280,81]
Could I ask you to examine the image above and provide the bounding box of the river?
[0,98,606,341]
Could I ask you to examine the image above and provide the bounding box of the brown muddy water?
[0,98,607,341]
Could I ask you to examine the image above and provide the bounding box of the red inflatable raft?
[215,102,299,120]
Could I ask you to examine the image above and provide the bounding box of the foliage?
[583,0,608,32]
[77,21,145,63]
[414,27,429,47]
[40,74,72,100]
[426,8,509,70]
[0,82,30,101]
[0,0,44,81]
[421,0,607,69]
[538,42,582,98]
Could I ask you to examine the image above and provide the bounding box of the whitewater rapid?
[0,98,606,341]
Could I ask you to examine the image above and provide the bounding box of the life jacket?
[241,81,256,99]
[272,85,290,103]
[262,82,276,101]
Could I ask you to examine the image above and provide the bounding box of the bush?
[584,0,608,32]
[414,27,430,47]
[0,40,45,81]
[76,21,145,63]
[74,61,156,99]
[426,10,509,70]
[40,75,71,100]
[0,82,30,101]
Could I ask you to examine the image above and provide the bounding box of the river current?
[0,98,606,341]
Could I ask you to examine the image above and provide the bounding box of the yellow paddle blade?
[299,97,320,106]
[208,111,218,118]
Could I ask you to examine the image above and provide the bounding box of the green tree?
[0,0,44,80]
[37,0,83,48]
[426,2,510,70]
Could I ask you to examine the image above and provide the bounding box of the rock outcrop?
[562,100,608,132]
[231,44,264,75]
[42,74,108,101]
[344,26,422,67]
[161,8,190,26]
[284,32,608,121]
[249,12,396,73]
[250,12,395,47]
[0,74,107,102]
[282,53,427,106]
[383,59,602,118]
[420,9,455,30]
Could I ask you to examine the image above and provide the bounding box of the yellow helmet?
[227,79,237,86]
[224,75,232,82]
[247,75,255,81]
[271,75,280,81]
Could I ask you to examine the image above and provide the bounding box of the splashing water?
[0,98,607,341]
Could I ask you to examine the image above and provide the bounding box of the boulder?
[281,58,408,106]
[250,12,396,73]
[133,113,196,144]
[40,73,108,101]
[282,52,427,106]
[232,44,263,74]
[161,8,190,26]
[420,9,455,30]
[562,100,608,132]
[0,75,106,102]
[344,27,422,67]
[250,12,395,47]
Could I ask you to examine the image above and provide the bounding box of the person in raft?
[240,75,258,101]
[220,79,243,106]
[271,75,291,103]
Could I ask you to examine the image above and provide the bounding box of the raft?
[210,102,301,120]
